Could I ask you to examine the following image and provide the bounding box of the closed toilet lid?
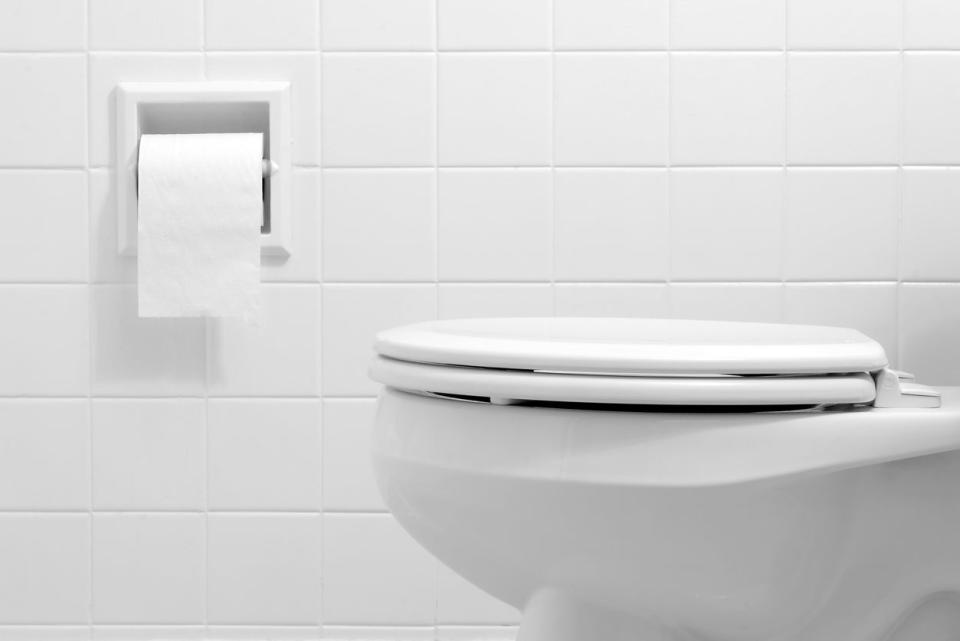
[375,318,888,376]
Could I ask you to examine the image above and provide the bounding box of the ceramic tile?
[672,0,785,50]
[0,400,89,510]
[901,284,960,385]
[670,283,783,323]
[554,0,668,49]
[902,168,960,281]
[92,514,204,623]
[91,399,205,510]
[323,0,434,51]
[438,0,551,50]
[90,0,203,51]
[208,399,322,510]
[903,53,960,165]
[788,0,900,50]
[0,0,85,51]
[555,54,668,165]
[905,0,960,48]
[205,0,319,50]
[438,284,554,319]
[554,284,670,317]
[322,398,384,512]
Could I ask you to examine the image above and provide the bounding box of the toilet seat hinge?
[872,368,941,408]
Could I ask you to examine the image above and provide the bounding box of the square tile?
[438,169,552,280]
[208,399,322,511]
[208,515,323,624]
[555,54,668,165]
[323,54,435,167]
[323,515,436,624]
[0,171,87,282]
[905,0,960,49]
[784,284,898,366]
[671,0,785,50]
[669,169,783,281]
[0,0,85,51]
[0,55,85,167]
[784,169,898,281]
[904,53,960,165]
[322,398,383,511]
[205,0,319,50]
[671,53,785,165]
[322,285,436,396]
[787,53,900,165]
[90,0,203,50]
[323,170,436,281]
[439,0,551,50]
[208,285,320,396]
[437,564,520,625]
[323,628,433,641]
[439,54,551,165]
[902,168,960,281]
[92,514,204,624]
[91,285,206,396]
[0,286,88,396]
[91,400,205,510]
[262,169,322,282]
[788,0,900,50]
[323,0,434,51]
[439,284,554,319]
[0,400,88,510]
[88,53,204,167]
[670,284,783,323]
[555,169,667,280]
[206,53,322,166]
[0,515,89,624]
[901,284,960,384]
[554,284,670,317]
[555,0,668,49]
[204,629,320,641]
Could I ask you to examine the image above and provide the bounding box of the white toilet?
[369,318,960,641]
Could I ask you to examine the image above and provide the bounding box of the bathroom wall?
[1,0,960,638]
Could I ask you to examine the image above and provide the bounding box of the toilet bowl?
[369,318,960,641]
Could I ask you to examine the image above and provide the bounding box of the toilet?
[369,318,960,641]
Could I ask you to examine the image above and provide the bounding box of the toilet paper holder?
[116,81,292,257]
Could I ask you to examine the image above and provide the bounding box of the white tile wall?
[3,0,960,637]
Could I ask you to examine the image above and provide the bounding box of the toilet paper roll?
[137,133,263,320]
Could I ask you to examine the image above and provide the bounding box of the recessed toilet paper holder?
[116,81,292,257]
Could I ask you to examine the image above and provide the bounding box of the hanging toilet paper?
[137,133,263,320]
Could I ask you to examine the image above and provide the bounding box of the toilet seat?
[372,318,939,408]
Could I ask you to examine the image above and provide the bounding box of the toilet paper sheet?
[137,133,263,320]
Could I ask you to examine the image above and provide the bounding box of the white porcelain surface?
[374,387,960,641]
[555,54,668,165]
[92,514,204,623]
[323,54,435,167]
[91,399,206,510]
[905,0,960,48]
